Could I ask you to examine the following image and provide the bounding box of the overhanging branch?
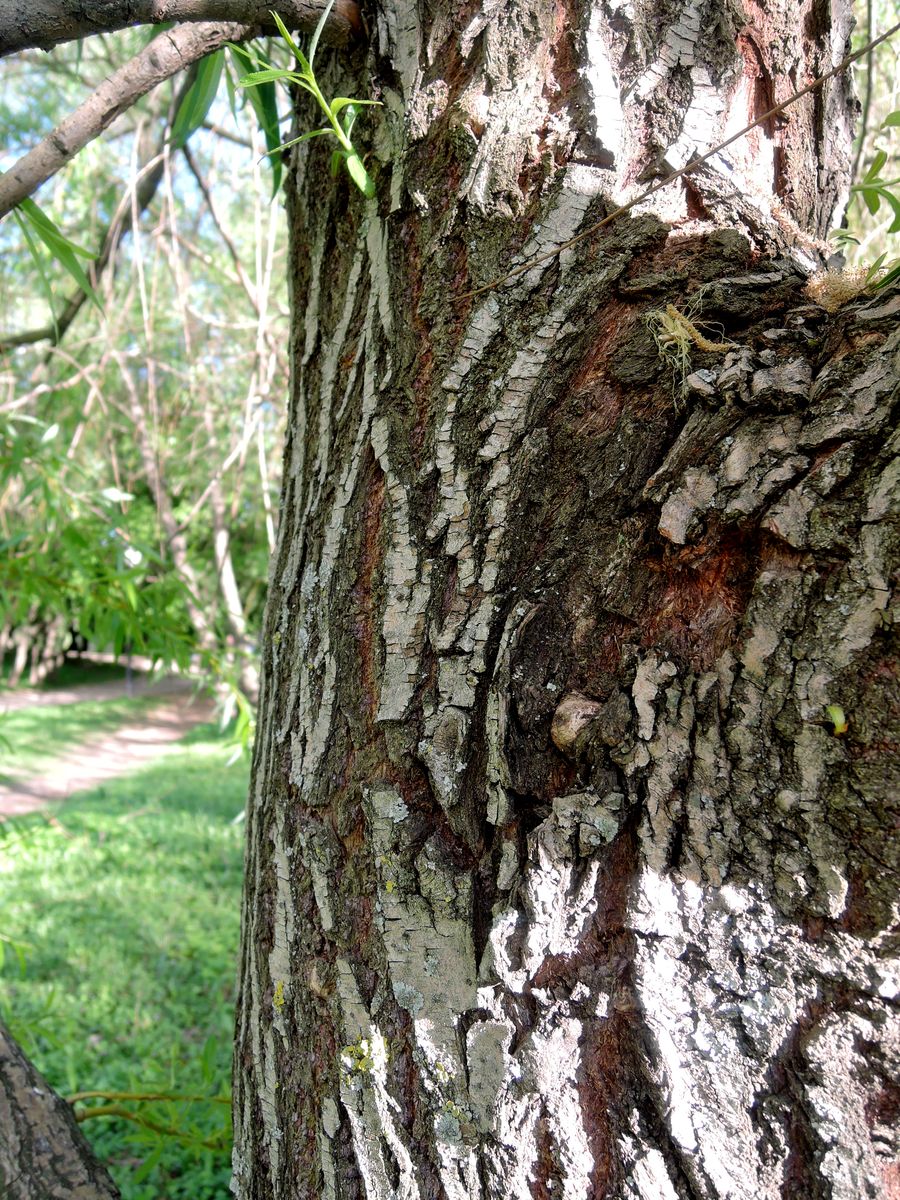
[0,1,360,59]
[0,73,197,353]
[0,21,249,220]
[0,1017,120,1199]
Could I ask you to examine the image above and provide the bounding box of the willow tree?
[0,1,898,1198]
[232,2,900,1198]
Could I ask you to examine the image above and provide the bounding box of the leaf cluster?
[231,3,380,197]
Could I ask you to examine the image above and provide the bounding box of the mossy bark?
[233,2,900,1197]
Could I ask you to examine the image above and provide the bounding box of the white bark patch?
[371,415,431,721]
[584,8,624,163]
[629,871,900,1200]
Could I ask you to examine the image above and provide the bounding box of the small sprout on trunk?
[646,291,736,402]
[825,704,849,736]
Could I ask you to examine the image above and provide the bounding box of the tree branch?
[0,73,198,353]
[0,1,360,59]
[0,22,252,221]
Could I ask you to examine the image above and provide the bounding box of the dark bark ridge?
[0,1018,120,1199]
[230,1,897,1196]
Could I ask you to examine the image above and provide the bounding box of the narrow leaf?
[18,197,93,258]
[308,0,337,71]
[240,71,284,195]
[881,110,900,128]
[269,10,312,75]
[873,260,900,290]
[15,201,102,315]
[883,189,900,234]
[861,186,881,216]
[171,50,225,148]
[238,68,298,87]
[329,97,381,117]
[863,148,888,182]
[344,152,375,198]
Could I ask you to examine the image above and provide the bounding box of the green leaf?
[171,50,225,148]
[240,71,284,196]
[238,68,298,87]
[865,253,887,284]
[344,152,375,198]
[330,149,345,177]
[881,110,900,129]
[863,148,888,182]
[223,56,240,121]
[11,210,58,335]
[883,189,900,234]
[872,259,900,290]
[860,185,881,216]
[828,228,859,245]
[269,10,312,75]
[270,127,333,153]
[329,97,381,117]
[225,42,258,67]
[307,0,337,71]
[17,197,93,258]
[15,199,102,315]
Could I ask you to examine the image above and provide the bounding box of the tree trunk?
[233,3,899,1198]
[0,1018,120,1199]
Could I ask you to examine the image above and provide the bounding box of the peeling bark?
[234,2,899,1198]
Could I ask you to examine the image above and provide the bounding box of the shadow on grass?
[0,732,248,1200]
[0,696,160,782]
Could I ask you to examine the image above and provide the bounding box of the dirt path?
[0,689,217,817]
[0,673,195,712]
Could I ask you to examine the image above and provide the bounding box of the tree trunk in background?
[0,1019,120,1199]
[234,2,900,1197]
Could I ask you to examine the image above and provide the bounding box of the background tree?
[0,2,898,1199]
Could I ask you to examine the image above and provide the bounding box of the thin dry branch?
[0,73,199,353]
[0,22,248,221]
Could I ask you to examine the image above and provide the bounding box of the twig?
[72,1104,228,1149]
[457,19,900,303]
[68,1088,230,1105]
[852,0,876,184]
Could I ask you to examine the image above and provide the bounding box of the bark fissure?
[234,2,898,1197]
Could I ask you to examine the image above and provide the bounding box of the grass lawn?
[0,693,159,782]
[0,725,248,1199]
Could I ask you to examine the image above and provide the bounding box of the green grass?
[0,694,158,782]
[0,727,248,1199]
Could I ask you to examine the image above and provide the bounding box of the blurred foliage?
[843,1,900,267]
[0,29,289,689]
[0,721,247,1199]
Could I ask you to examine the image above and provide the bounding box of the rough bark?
[233,2,899,1198]
[0,1018,120,1199]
